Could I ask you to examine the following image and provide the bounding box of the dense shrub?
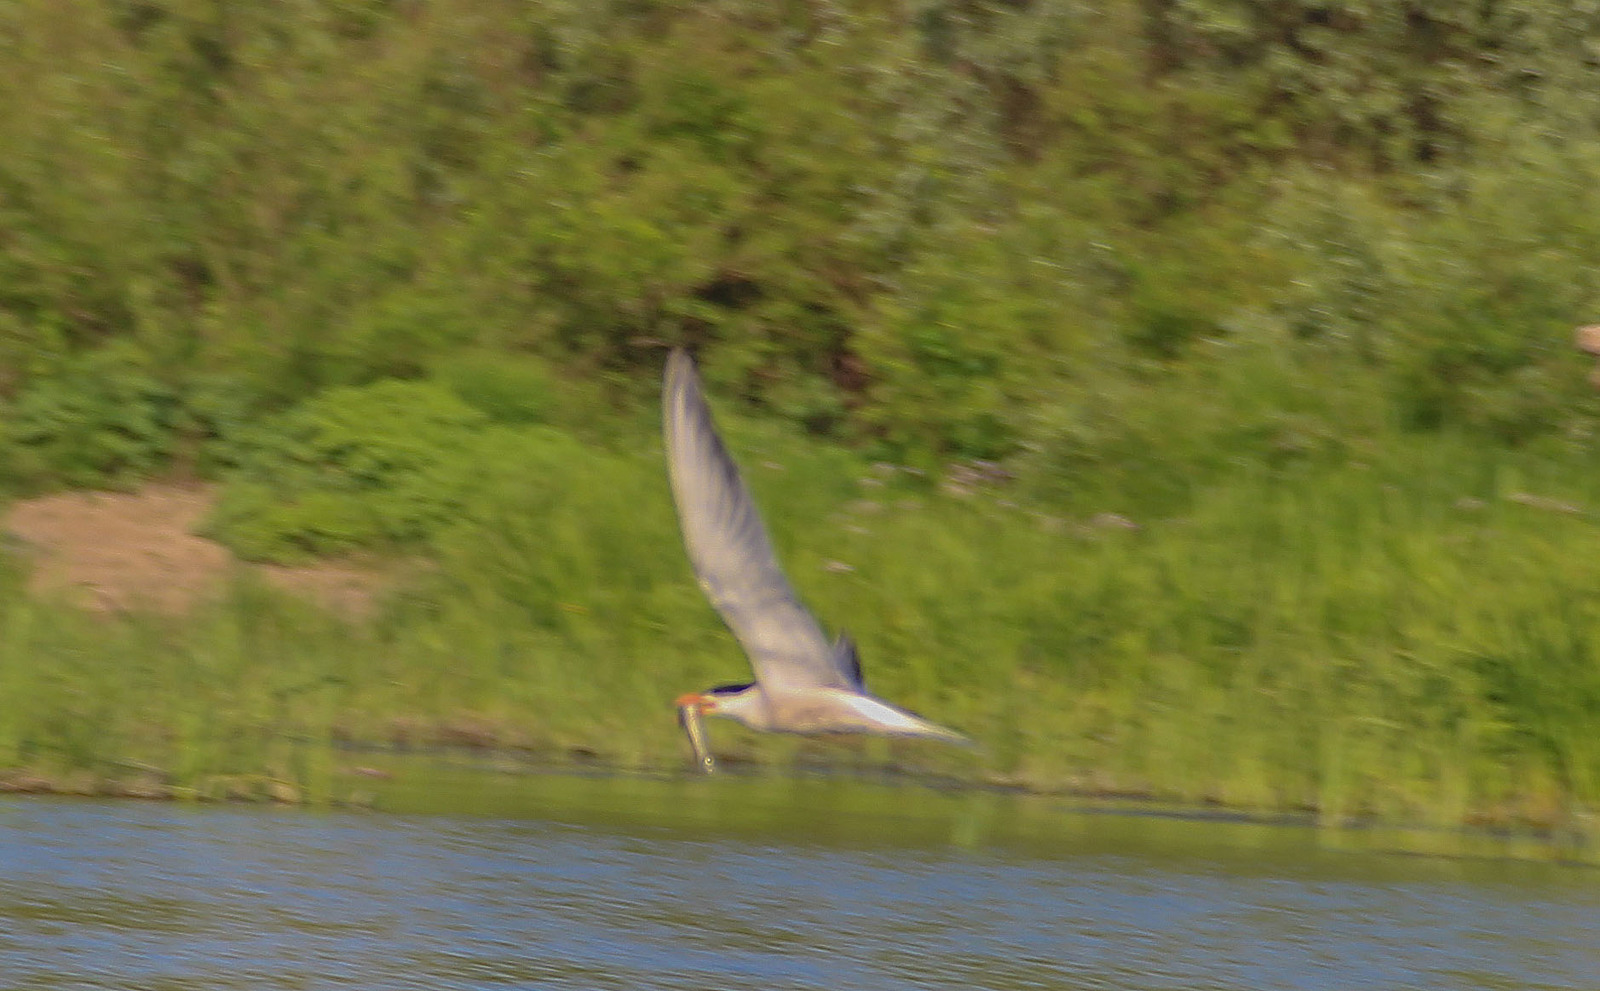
[206,380,492,561]
[1,0,1599,486]
[432,351,558,426]
[2,346,180,489]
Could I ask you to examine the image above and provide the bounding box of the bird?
[662,348,968,773]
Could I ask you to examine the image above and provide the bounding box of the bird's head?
[674,682,754,716]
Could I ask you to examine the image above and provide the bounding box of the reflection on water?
[2,766,1598,991]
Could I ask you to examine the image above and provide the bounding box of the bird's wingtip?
[665,346,694,380]
[663,348,704,415]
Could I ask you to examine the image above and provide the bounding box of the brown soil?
[3,482,383,617]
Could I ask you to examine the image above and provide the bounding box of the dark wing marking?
[832,632,865,691]
[663,349,856,692]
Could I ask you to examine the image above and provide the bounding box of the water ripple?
[2,793,1598,990]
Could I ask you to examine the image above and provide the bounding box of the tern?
[663,348,968,772]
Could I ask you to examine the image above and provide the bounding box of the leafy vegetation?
[3,0,1600,835]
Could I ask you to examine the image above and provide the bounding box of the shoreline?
[4,746,1595,866]
[5,463,1600,867]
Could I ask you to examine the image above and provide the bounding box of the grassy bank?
[2,1,1600,837]
[4,413,1599,836]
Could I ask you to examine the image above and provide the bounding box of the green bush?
[4,345,179,489]
[207,379,491,561]
[4,0,1600,480]
[202,372,643,568]
[432,351,558,425]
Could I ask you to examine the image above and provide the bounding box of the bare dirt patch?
[4,483,384,617]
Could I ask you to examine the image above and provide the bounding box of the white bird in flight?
[662,348,968,772]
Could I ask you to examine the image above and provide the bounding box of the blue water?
[2,778,1597,990]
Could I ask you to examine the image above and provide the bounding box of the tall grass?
[3,410,1598,831]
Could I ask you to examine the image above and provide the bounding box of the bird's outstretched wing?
[663,349,858,692]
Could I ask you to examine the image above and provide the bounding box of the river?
[2,764,1597,990]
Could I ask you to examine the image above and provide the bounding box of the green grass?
[3,417,1598,838]
[2,0,1600,842]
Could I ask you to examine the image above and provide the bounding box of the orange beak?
[675,692,711,712]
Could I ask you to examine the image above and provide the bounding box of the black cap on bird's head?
[674,682,754,714]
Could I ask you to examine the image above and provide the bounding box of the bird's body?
[695,681,964,738]
[662,348,966,770]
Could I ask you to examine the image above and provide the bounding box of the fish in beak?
[675,694,716,774]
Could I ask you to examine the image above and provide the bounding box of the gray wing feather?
[663,349,856,692]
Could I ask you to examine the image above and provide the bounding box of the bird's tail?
[830,691,973,746]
